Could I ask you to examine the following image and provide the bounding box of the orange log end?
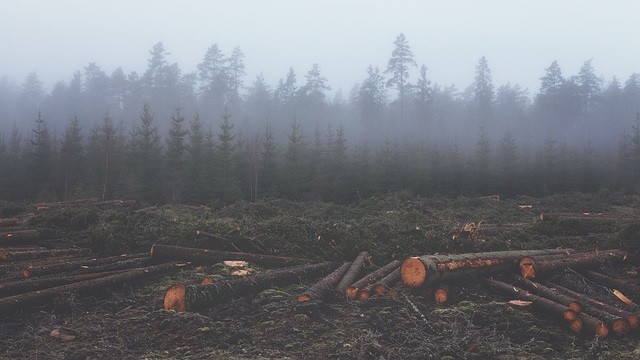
[401,257,427,288]
[569,318,583,333]
[434,288,448,304]
[519,257,536,279]
[612,319,630,336]
[563,309,578,322]
[569,301,582,314]
[346,286,359,300]
[22,267,31,278]
[357,290,371,301]
[595,322,609,338]
[296,294,312,303]
[164,284,187,312]
[200,277,215,285]
[627,315,639,330]
[373,283,387,295]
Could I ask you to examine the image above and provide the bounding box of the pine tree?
[215,110,239,202]
[58,116,84,199]
[260,123,279,198]
[385,33,417,122]
[184,114,209,204]
[283,119,306,198]
[164,108,188,203]
[473,56,494,126]
[129,104,163,203]
[27,111,54,199]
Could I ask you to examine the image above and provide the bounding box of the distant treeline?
[2,34,640,202]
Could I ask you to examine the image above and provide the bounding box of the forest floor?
[2,191,640,359]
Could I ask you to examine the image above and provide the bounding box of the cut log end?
[373,284,387,295]
[563,309,578,322]
[568,301,582,314]
[164,284,187,312]
[519,257,536,279]
[627,315,639,330]
[21,268,31,278]
[357,290,371,301]
[346,286,359,300]
[594,322,609,338]
[296,294,312,303]
[400,257,427,289]
[201,277,215,285]
[434,287,448,304]
[612,319,630,336]
[569,318,583,333]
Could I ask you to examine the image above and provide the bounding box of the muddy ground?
[1,192,640,359]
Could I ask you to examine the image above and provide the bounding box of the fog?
[1,1,640,202]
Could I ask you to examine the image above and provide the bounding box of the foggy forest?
[2,33,640,204]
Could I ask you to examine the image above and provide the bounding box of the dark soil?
[2,192,640,359]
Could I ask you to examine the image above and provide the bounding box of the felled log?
[0,269,128,297]
[519,253,575,279]
[164,261,335,312]
[33,198,98,211]
[195,230,241,252]
[0,255,93,277]
[21,253,147,278]
[0,247,91,262]
[0,218,20,227]
[334,251,371,295]
[371,268,401,295]
[150,244,310,268]
[297,261,351,303]
[521,250,627,279]
[0,246,47,253]
[95,199,137,209]
[510,275,582,313]
[434,285,451,304]
[480,277,578,323]
[348,260,401,301]
[401,249,574,289]
[542,280,637,333]
[0,262,184,314]
[582,270,640,297]
[538,212,634,222]
[577,312,610,338]
[0,230,40,244]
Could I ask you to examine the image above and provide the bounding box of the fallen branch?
[0,247,92,262]
[401,249,574,288]
[150,244,311,268]
[0,269,128,297]
[0,262,184,314]
[164,261,335,312]
[21,253,147,278]
[297,261,351,303]
[334,251,371,295]
[521,250,627,279]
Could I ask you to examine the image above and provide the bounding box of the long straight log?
[480,277,580,324]
[297,261,351,303]
[0,255,94,277]
[542,280,637,333]
[164,261,335,312]
[150,244,310,268]
[582,270,640,296]
[0,246,47,253]
[509,275,582,313]
[21,253,147,278]
[0,218,20,227]
[523,250,627,279]
[372,268,401,295]
[402,249,574,289]
[0,269,129,297]
[519,253,575,279]
[0,230,39,244]
[334,251,371,294]
[348,260,401,301]
[539,212,634,222]
[0,262,184,314]
[0,247,91,262]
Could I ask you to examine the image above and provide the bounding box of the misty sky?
[2,0,640,95]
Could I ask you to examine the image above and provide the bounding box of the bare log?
[542,280,637,333]
[401,249,574,289]
[0,269,128,297]
[0,247,91,262]
[348,260,401,301]
[150,244,311,268]
[582,270,640,297]
[334,251,371,294]
[480,277,579,323]
[0,262,184,314]
[297,261,351,303]
[522,250,627,279]
[372,268,401,295]
[164,261,335,312]
[21,253,147,278]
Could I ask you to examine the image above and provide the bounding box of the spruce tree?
[165,108,188,203]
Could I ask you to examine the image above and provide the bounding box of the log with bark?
[21,253,147,278]
[480,277,580,324]
[150,244,311,268]
[538,212,635,222]
[164,261,335,312]
[297,261,351,303]
[401,249,574,289]
[519,253,575,279]
[95,199,137,209]
[371,268,401,296]
[334,251,371,295]
[0,218,20,227]
[0,230,40,244]
[509,275,582,313]
[541,280,637,333]
[582,270,640,297]
[0,247,92,262]
[347,260,401,301]
[33,198,98,211]
[0,255,93,277]
[521,250,627,279]
[0,262,184,314]
[0,269,128,297]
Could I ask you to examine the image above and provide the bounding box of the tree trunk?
[0,247,91,262]
[519,253,575,279]
[522,250,627,279]
[542,280,636,333]
[22,253,147,278]
[164,261,335,312]
[334,251,371,295]
[509,275,582,313]
[0,269,128,297]
[401,249,574,288]
[347,260,401,301]
[0,255,93,277]
[480,277,579,325]
[0,218,20,227]
[371,268,401,295]
[539,212,634,222]
[0,230,40,244]
[0,262,183,314]
[150,244,311,268]
[297,261,351,303]
[582,270,640,296]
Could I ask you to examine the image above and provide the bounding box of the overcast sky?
[2,0,639,96]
